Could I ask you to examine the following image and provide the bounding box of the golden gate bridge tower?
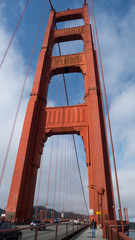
[6,0,116,227]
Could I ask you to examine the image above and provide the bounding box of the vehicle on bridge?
[73,219,80,225]
[54,218,61,224]
[0,220,22,240]
[50,219,54,223]
[30,219,46,230]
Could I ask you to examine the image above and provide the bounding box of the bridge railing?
[104,220,132,240]
[0,221,88,240]
[29,221,88,240]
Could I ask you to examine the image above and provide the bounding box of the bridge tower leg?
[6,4,115,223]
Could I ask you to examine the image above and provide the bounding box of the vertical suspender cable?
[53,136,59,219]
[57,42,69,106]
[47,43,57,105]
[0,0,30,70]
[89,0,124,231]
[55,75,59,106]
[66,136,69,219]
[52,44,61,217]
[68,136,72,219]
[60,77,64,106]
[35,154,43,219]
[73,136,89,215]
[58,65,67,217]
[71,146,75,220]
[45,137,53,219]
[62,136,67,217]
[58,136,63,218]
[46,42,60,218]
[0,0,48,187]
[47,79,53,105]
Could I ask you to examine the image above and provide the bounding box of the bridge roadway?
[17,223,105,240]
[18,223,85,240]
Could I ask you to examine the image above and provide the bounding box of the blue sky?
[0,0,135,220]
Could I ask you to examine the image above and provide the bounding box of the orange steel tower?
[6,3,115,222]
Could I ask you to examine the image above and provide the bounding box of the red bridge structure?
[1,0,131,239]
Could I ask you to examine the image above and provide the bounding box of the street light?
[123,207,129,222]
[61,209,65,219]
[88,185,105,227]
[51,211,53,220]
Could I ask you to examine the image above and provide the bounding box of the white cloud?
[0,3,33,208]
[98,5,135,98]
[96,2,135,220]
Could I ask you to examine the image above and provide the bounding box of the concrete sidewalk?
[71,227,107,239]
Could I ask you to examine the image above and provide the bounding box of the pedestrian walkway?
[71,227,107,239]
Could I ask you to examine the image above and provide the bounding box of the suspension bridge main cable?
[89,0,124,231]
[0,0,30,70]
[48,0,54,10]
[0,0,48,187]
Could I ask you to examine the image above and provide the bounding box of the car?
[0,220,22,240]
[54,218,61,224]
[30,219,46,230]
[50,219,54,223]
[74,219,80,224]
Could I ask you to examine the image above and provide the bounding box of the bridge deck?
[71,228,106,239]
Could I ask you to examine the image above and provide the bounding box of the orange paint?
[6,5,115,223]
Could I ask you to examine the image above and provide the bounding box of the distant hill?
[32,206,58,219]
[130,222,135,230]
[0,206,88,221]
[0,208,4,215]
[32,206,88,220]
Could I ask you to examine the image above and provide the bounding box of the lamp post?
[123,207,129,222]
[51,211,53,220]
[88,185,105,228]
[118,209,120,220]
[61,208,65,220]
[126,208,129,222]
[123,207,126,221]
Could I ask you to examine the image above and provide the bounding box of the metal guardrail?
[104,221,132,240]
[32,222,88,240]
[0,222,89,240]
